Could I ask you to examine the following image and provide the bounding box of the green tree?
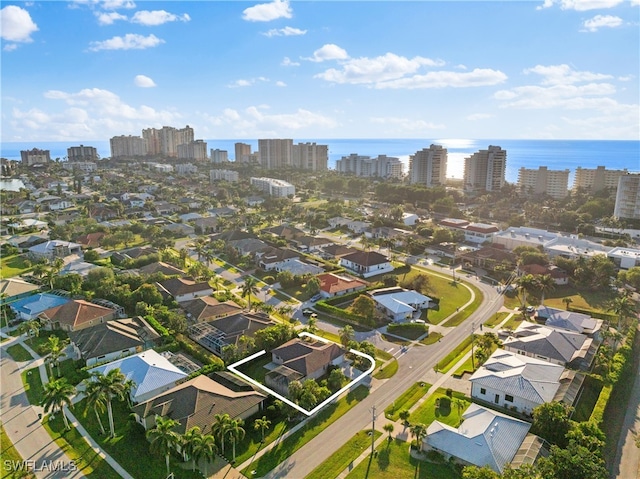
[197,434,217,477]
[181,426,204,471]
[409,423,427,447]
[91,368,129,438]
[41,378,75,430]
[537,442,608,479]
[253,416,271,443]
[350,295,376,322]
[82,377,108,436]
[531,402,573,448]
[383,423,394,442]
[241,276,259,311]
[462,466,499,479]
[212,413,232,457]
[339,325,355,347]
[535,274,555,306]
[43,335,68,378]
[146,415,180,476]
[226,418,245,462]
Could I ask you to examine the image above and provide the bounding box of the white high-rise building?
[258,139,293,169]
[573,166,629,192]
[409,145,448,187]
[517,166,570,199]
[250,177,295,197]
[614,174,640,220]
[335,154,403,178]
[292,142,328,171]
[464,145,507,192]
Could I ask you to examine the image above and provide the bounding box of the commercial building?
[250,177,295,197]
[573,166,629,192]
[20,148,51,166]
[258,139,293,169]
[409,144,448,187]
[235,142,252,163]
[463,145,506,192]
[177,139,208,161]
[614,174,640,220]
[517,166,570,199]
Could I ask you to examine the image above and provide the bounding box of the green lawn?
[373,358,398,380]
[501,314,527,331]
[435,337,473,374]
[345,438,460,479]
[237,354,272,384]
[420,332,443,345]
[409,389,471,428]
[441,282,483,328]
[25,330,69,356]
[380,334,411,346]
[242,386,369,477]
[385,325,428,340]
[0,254,33,279]
[484,312,510,328]
[385,382,431,421]
[1,422,35,479]
[21,366,45,406]
[573,375,604,423]
[306,430,381,479]
[6,343,33,362]
[43,414,121,479]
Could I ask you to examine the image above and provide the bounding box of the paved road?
[0,336,86,479]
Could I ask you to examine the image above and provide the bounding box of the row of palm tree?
[81,368,134,438]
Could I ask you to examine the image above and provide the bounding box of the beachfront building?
[67,145,99,162]
[177,139,208,161]
[614,174,640,220]
[20,148,51,166]
[210,149,228,163]
[517,166,570,199]
[235,142,252,163]
[573,166,629,192]
[463,145,506,192]
[292,142,329,171]
[250,177,295,197]
[110,135,147,158]
[142,125,194,158]
[62,161,97,172]
[335,154,403,179]
[409,145,448,187]
[258,139,293,169]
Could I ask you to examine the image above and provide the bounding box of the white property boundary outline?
[227,332,375,417]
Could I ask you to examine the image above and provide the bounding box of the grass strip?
[435,336,473,374]
[21,367,44,407]
[306,430,381,479]
[384,382,431,421]
[6,343,33,362]
[373,359,398,380]
[420,332,443,345]
[484,311,510,328]
[1,421,35,479]
[441,282,483,328]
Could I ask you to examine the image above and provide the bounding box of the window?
[480,388,486,395]
[505,394,514,403]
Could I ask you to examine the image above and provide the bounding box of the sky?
[1,0,639,143]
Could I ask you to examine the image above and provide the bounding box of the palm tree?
[197,434,218,477]
[398,409,410,426]
[453,398,466,425]
[536,274,556,306]
[409,423,427,447]
[339,325,354,347]
[608,294,636,330]
[41,378,75,430]
[91,368,129,438]
[562,297,573,311]
[43,335,67,378]
[226,418,245,462]
[241,276,259,311]
[515,274,537,312]
[254,416,271,443]
[82,377,108,436]
[18,319,41,338]
[383,423,394,442]
[181,426,204,471]
[147,415,180,477]
[211,413,232,456]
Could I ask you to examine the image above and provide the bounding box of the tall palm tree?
[18,319,41,338]
[197,434,218,477]
[92,368,129,438]
[82,377,108,436]
[211,413,232,456]
[339,325,355,348]
[536,274,556,306]
[608,294,636,330]
[254,416,271,443]
[241,276,259,311]
[383,423,394,442]
[43,335,67,378]
[226,418,245,462]
[409,423,427,447]
[181,426,204,471]
[41,378,75,430]
[515,274,537,311]
[398,409,410,427]
[146,415,180,477]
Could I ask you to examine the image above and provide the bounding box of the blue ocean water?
[2,139,638,184]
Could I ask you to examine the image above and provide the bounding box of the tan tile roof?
[40,300,115,329]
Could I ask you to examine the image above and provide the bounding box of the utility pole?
[371,405,377,455]
[471,322,477,370]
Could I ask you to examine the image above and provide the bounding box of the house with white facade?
[608,247,640,270]
[536,306,603,337]
[27,240,83,261]
[339,251,393,278]
[156,278,214,303]
[368,287,432,322]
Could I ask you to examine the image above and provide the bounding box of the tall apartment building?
[110,135,147,158]
[463,145,507,192]
[235,142,252,163]
[210,149,228,163]
[210,169,239,183]
[409,145,448,187]
[142,125,194,158]
[177,140,208,161]
[258,139,293,169]
[292,142,328,171]
[573,166,629,192]
[20,148,51,166]
[518,166,570,199]
[250,177,295,197]
[335,154,403,178]
[67,145,98,162]
[614,174,640,220]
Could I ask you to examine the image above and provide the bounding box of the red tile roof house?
[265,338,346,397]
[74,232,106,249]
[39,299,118,332]
[156,278,214,303]
[317,273,368,299]
[519,263,569,285]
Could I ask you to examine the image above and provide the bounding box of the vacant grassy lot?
[306,429,381,479]
[409,389,471,428]
[573,374,603,423]
[442,282,483,327]
[385,382,432,421]
[6,343,33,362]
[345,438,460,479]
[0,254,33,279]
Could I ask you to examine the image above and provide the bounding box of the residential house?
[154,201,180,215]
[110,246,158,264]
[263,225,305,241]
[402,213,419,226]
[74,232,106,249]
[156,278,214,303]
[257,247,300,271]
[459,244,517,273]
[368,287,432,322]
[265,338,346,397]
[193,216,219,234]
[536,306,603,337]
[132,372,266,434]
[39,299,118,332]
[321,244,360,259]
[339,251,393,278]
[245,196,265,207]
[346,220,371,235]
[293,236,335,253]
[181,296,243,322]
[69,316,161,366]
[317,273,368,298]
[519,264,569,285]
[501,321,594,370]
[59,259,100,278]
[138,262,186,277]
[88,350,188,403]
[275,260,324,277]
[327,216,351,229]
[10,293,71,321]
[469,349,584,414]
[6,218,48,232]
[162,222,195,236]
[27,240,83,261]
[228,238,269,257]
[424,403,545,473]
[0,278,40,305]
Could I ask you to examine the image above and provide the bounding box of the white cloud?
[466,113,494,121]
[275,81,287,87]
[134,75,156,87]
[0,5,38,43]
[262,26,306,37]
[306,44,349,62]
[281,56,300,66]
[99,0,136,9]
[374,68,508,89]
[524,64,613,85]
[369,116,445,132]
[632,0,640,6]
[3,43,18,52]
[315,52,446,85]
[581,14,623,32]
[537,0,624,10]
[227,77,270,88]
[495,83,617,109]
[95,11,127,25]
[242,0,292,22]
[131,10,190,26]
[88,33,164,51]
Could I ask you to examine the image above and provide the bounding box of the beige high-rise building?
[20,148,51,166]
[235,142,252,163]
[210,149,228,163]
[464,145,507,192]
[142,125,194,158]
[177,140,208,161]
[67,145,98,162]
[614,174,640,220]
[258,139,293,169]
[409,145,448,187]
[573,166,629,192]
[518,166,570,199]
[292,142,328,171]
[110,135,147,158]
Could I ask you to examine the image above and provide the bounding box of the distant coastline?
[2,138,638,184]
